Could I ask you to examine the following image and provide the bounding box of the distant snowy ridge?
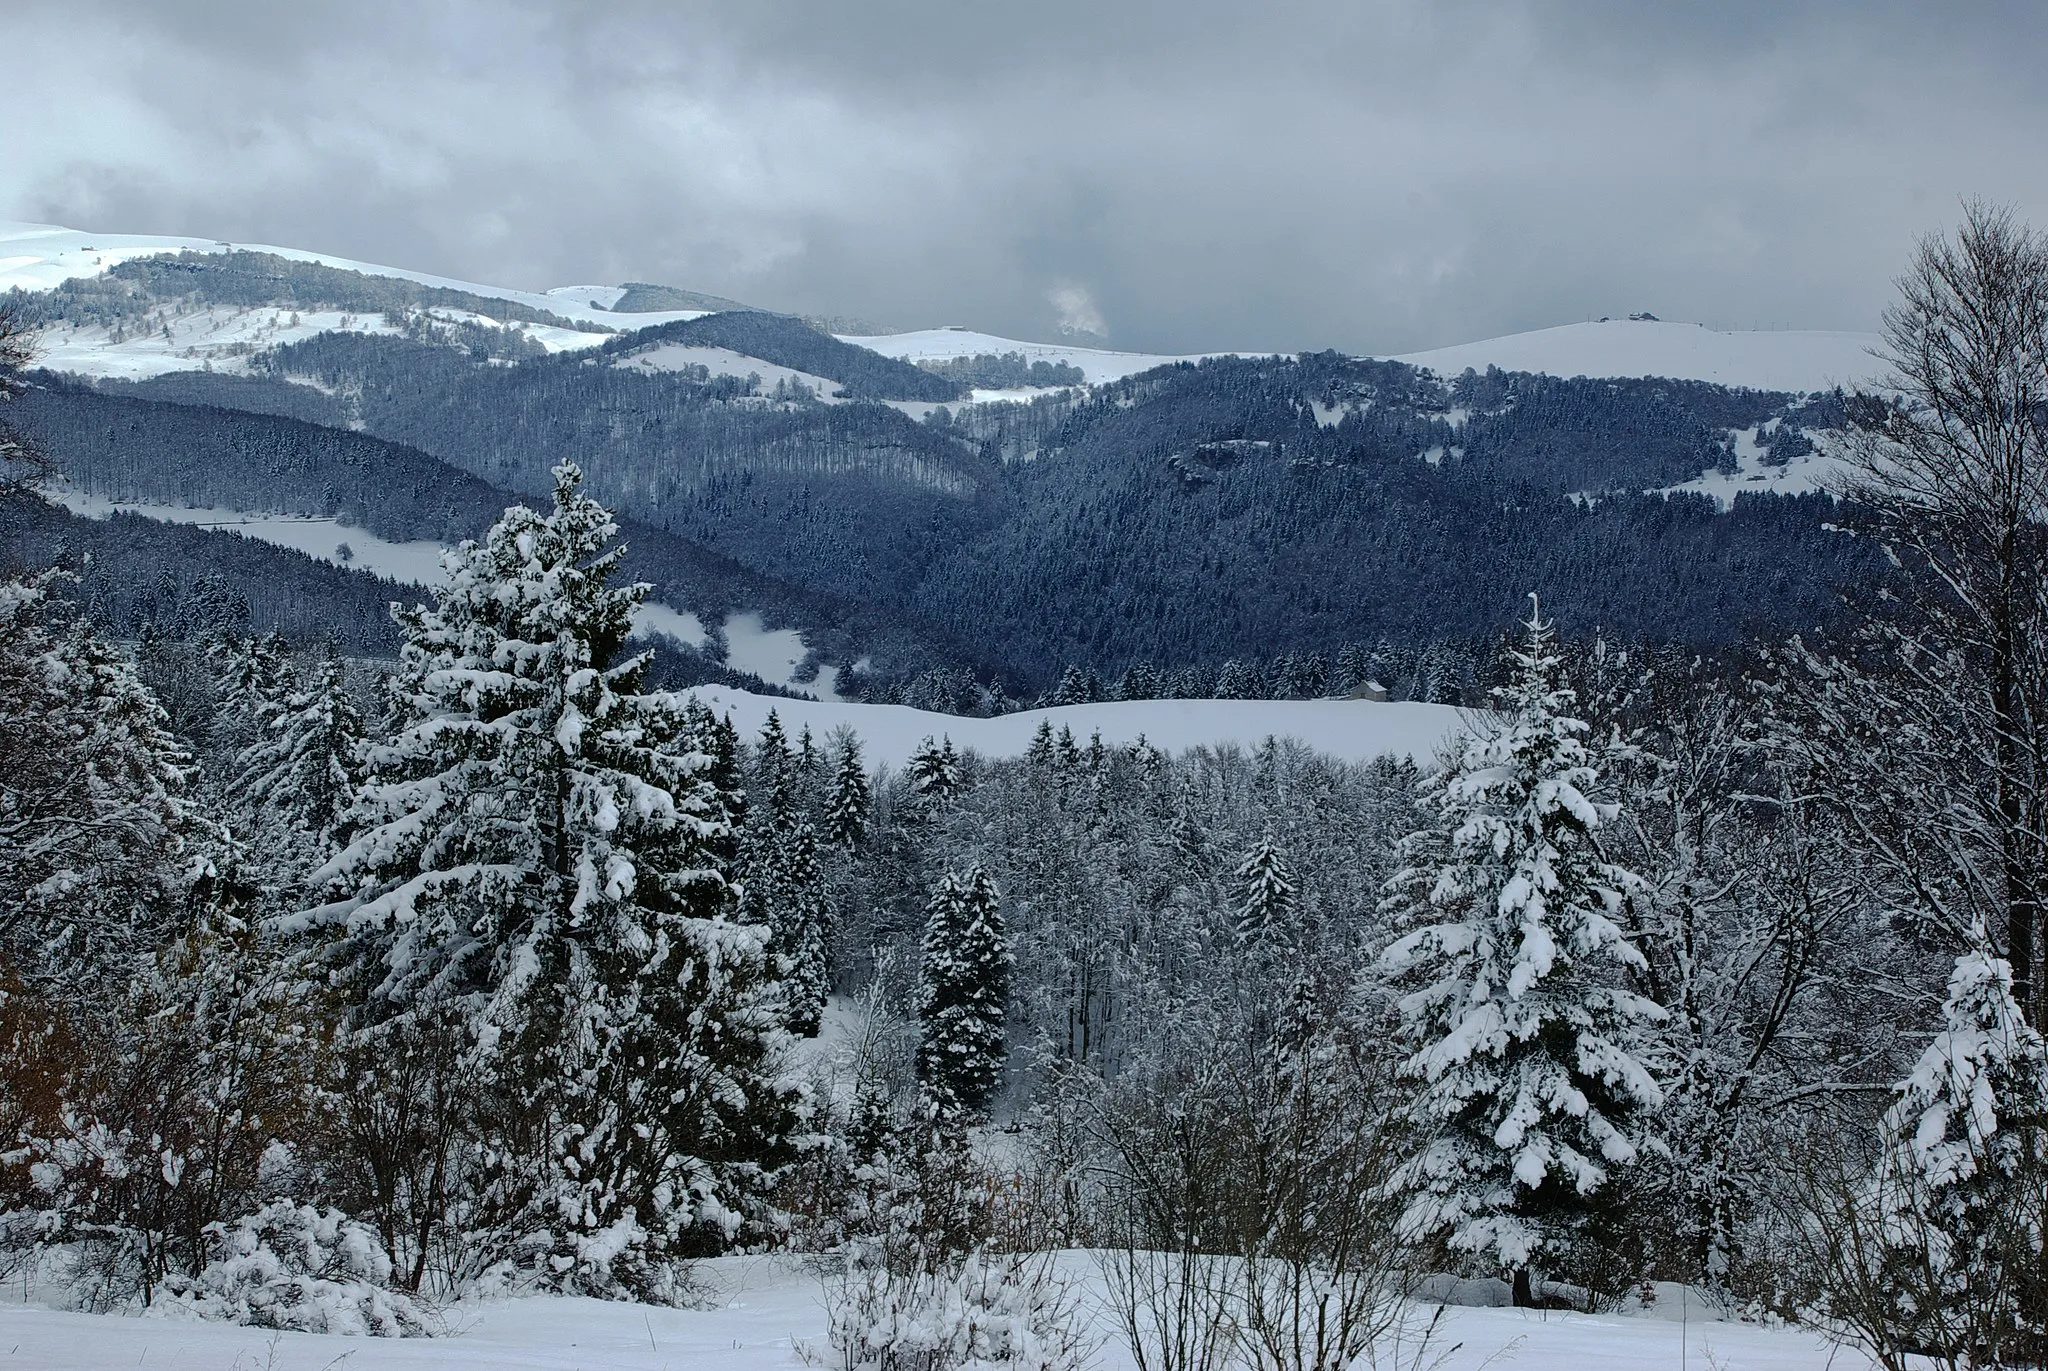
[0,220,702,331]
[1391,318,1885,395]
[841,320,1889,395]
[5,220,1887,394]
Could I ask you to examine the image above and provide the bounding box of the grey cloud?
[7,0,2047,353]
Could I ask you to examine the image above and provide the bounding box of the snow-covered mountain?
[5,219,1885,394]
[0,220,692,330]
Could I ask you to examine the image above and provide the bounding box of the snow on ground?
[31,307,405,381]
[617,342,846,399]
[684,685,1472,770]
[1391,318,1885,394]
[1659,424,1846,507]
[0,1254,1875,1370]
[838,327,1212,386]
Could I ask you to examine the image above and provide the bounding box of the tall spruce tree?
[234,648,363,851]
[1233,834,1296,948]
[906,736,962,810]
[826,734,872,850]
[917,867,1012,1117]
[301,464,796,1297]
[1378,598,1664,1305]
[0,572,194,992]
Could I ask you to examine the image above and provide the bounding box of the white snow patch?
[25,300,611,382]
[1392,319,1884,395]
[684,686,1475,770]
[721,612,837,699]
[1661,424,1846,508]
[630,601,709,650]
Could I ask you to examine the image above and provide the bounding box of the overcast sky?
[9,1,2047,354]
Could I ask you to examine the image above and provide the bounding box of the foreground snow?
[685,684,1472,769]
[0,1254,1873,1370]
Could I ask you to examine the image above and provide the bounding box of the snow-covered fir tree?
[755,708,792,801]
[741,809,833,1038]
[906,735,962,810]
[826,734,871,849]
[1233,833,1296,948]
[1378,597,1664,1303]
[1042,664,1098,707]
[1878,941,2048,1283]
[232,647,363,853]
[208,632,291,763]
[0,572,194,990]
[917,866,1012,1116]
[300,464,797,1296]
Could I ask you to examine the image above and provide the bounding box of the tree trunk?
[1993,609,2044,1029]
[1512,1267,1534,1308]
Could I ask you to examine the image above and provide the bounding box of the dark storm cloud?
[9,0,2048,352]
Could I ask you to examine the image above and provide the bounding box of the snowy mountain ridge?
[4,219,1886,393]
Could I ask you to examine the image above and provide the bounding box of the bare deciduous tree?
[1835,201,2048,1026]
[0,297,52,492]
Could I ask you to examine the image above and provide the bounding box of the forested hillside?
[82,329,1880,694]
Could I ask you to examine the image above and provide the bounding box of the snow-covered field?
[1391,318,1885,395]
[684,684,1471,769]
[0,1255,1873,1370]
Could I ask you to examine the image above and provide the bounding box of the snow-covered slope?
[0,1253,1874,1370]
[684,684,1471,770]
[1392,318,1884,394]
[0,220,701,331]
[1658,419,1846,507]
